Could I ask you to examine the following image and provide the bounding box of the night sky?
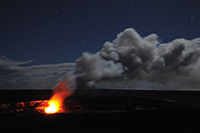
[1,0,200,65]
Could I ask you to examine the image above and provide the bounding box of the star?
[190,15,194,22]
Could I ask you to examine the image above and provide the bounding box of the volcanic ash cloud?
[74,28,200,90]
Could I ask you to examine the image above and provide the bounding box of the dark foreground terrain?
[1,89,200,132]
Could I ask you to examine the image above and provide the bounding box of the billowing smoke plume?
[72,28,200,90]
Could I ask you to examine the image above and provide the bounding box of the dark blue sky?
[1,0,200,65]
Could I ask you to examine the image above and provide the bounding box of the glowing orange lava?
[44,81,71,114]
[45,100,59,114]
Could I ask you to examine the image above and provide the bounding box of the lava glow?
[45,100,59,114]
[44,81,71,114]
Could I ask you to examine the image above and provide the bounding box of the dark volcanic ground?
[1,89,200,131]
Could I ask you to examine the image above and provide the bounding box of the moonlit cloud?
[2,28,200,90]
[0,57,75,90]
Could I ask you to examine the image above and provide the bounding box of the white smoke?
[73,28,200,90]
